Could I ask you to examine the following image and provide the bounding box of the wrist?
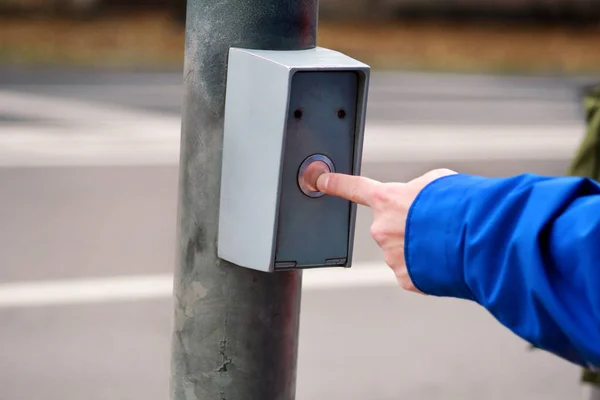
[405,174,486,300]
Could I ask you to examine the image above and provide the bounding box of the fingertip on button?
[304,161,330,192]
[315,172,329,193]
[298,154,335,198]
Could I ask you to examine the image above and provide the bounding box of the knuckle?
[384,247,405,269]
[393,268,414,291]
[429,168,456,179]
[397,276,415,292]
[371,185,391,205]
[384,252,400,269]
[369,224,387,244]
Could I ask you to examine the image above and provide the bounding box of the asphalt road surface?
[0,67,598,400]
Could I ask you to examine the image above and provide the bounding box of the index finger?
[316,172,380,207]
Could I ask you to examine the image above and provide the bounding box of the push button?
[297,154,335,198]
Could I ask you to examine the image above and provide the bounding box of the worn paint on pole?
[171,1,318,399]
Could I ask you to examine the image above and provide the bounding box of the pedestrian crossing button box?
[218,46,370,273]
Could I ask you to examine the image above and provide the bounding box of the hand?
[316,169,457,293]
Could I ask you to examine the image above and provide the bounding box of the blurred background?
[0,1,599,399]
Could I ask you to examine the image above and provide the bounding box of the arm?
[405,173,600,368]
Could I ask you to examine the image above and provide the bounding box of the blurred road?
[0,68,597,400]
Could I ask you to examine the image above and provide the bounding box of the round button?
[298,154,335,198]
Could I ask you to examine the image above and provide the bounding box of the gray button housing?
[218,47,370,273]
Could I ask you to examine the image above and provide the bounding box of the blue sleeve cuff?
[405,173,486,301]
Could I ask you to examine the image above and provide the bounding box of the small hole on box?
[294,109,303,119]
[337,109,346,119]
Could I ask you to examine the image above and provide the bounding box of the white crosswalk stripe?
[0,90,585,167]
[0,263,397,308]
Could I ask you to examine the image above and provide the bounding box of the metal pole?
[170,1,318,399]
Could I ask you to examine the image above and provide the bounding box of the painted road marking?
[0,90,586,166]
[0,263,397,308]
[0,122,584,166]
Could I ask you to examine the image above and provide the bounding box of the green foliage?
[569,84,600,387]
[570,85,600,179]
[528,85,600,387]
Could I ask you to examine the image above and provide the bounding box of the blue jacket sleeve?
[405,173,600,368]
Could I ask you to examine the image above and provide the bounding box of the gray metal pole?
[170,1,318,399]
